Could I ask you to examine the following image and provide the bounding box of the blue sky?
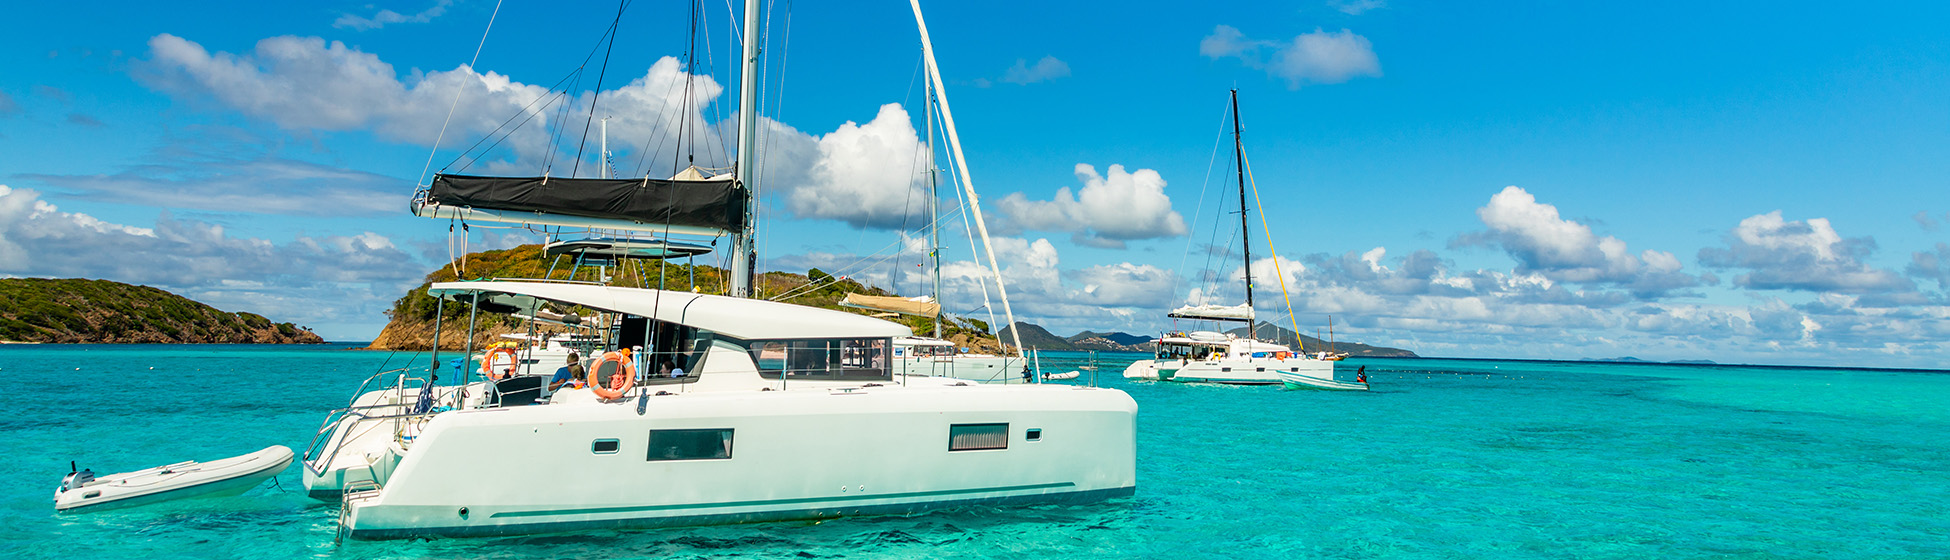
[3,0,1948,367]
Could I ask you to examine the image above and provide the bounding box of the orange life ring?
[481,347,520,380]
[589,351,636,399]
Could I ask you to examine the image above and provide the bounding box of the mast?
[599,117,609,179]
[730,0,762,297]
[910,0,1025,358]
[926,78,942,339]
[1231,89,1253,313]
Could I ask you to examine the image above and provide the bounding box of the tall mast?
[926,78,942,339]
[599,117,609,179]
[910,0,1025,357]
[730,0,762,297]
[1232,89,1253,312]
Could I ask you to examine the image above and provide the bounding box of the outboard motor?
[56,461,95,500]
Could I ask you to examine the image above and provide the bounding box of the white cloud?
[1908,243,1950,291]
[1329,0,1386,15]
[1914,210,1939,231]
[334,0,452,31]
[1456,186,1700,297]
[0,185,424,333]
[1697,210,1915,296]
[995,163,1188,248]
[1001,56,1071,85]
[134,34,725,176]
[21,157,411,216]
[772,103,932,229]
[1199,25,1381,88]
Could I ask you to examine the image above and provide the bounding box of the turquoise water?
[2,345,1945,559]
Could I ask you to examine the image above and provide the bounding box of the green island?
[0,278,323,344]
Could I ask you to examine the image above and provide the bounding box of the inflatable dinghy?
[55,445,294,512]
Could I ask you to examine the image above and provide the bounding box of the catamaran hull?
[894,356,1028,384]
[1128,358,1332,385]
[339,385,1136,539]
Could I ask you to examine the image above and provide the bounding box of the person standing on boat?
[549,352,584,391]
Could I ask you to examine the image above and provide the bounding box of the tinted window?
[749,338,891,381]
[949,423,1009,451]
[646,429,733,461]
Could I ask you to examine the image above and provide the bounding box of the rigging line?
[417,0,505,188]
[892,52,929,294]
[445,69,581,172]
[938,113,997,334]
[572,0,631,179]
[755,0,794,290]
[1173,97,1235,305]
[543,70,585,175]
[1241,151,1303,342]
[766,207,962,302]
[455,89,572,173]
[672,0,702,174]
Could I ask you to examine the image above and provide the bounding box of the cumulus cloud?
[334,0,452,31]
[0,185,424,333]
[1454,186,1700,297]
[1001,56,1071,85]
[1696,210,1915,297]
[1906,242,1950,291]
[133,34,725,175]
[994,163,1188,248]
[771,103,932,229]
[1915,210,1940,231]
[1200,25,1381,88]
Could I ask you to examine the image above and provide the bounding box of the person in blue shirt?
[659,358,685,378]
[548,352,584,391]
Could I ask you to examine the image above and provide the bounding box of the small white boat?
[54,446,294,512]
[1279,364,1370,391]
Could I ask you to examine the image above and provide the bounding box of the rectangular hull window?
[646,429,734,461]
[949,423,1009,451]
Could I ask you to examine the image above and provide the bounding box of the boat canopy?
[544,237,714,261]
[1168,303,1255,322]
[839,293,940,318]
[415,174,749,236]
[429,281,911,340]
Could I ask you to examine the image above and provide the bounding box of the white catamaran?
[1122,90,1365,390]
[302,1,1136,539]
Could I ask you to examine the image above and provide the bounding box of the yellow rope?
[1241,151,1305,352]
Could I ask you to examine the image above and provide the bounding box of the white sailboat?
[302,1,1135,539]
[1123,90,1363,390]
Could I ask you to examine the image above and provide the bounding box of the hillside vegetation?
[366,244,999,351]
[0,278,323,344]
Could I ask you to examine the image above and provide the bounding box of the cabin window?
[646,429,733,461]
[949,423,1009,451]
[1026,428,1042,442]
[748,338,892,381]
[591,439,620,454]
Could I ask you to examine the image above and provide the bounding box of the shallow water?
[2,346,1944,559]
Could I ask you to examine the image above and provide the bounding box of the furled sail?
[1168,303,1255,322]
[840,293,941,318]
[414,174,749,236]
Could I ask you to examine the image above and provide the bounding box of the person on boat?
[660,358,685,378]
[549,352,584,391]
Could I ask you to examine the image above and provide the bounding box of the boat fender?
[590,351,636,400]
[481,347,519,380]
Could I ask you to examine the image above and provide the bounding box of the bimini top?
[428,281,911,341]
[543,237,713,260]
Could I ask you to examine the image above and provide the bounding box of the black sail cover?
[428,174,749,232]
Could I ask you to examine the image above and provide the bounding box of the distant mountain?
[1065,330,1155,352]
[1669,359,1717,365]
[1580,357,1652,363]
[0,278,323,344]
[1224,321,1417,357]
[996,322,1075,350]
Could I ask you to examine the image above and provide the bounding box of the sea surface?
[2,344,1945,559]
